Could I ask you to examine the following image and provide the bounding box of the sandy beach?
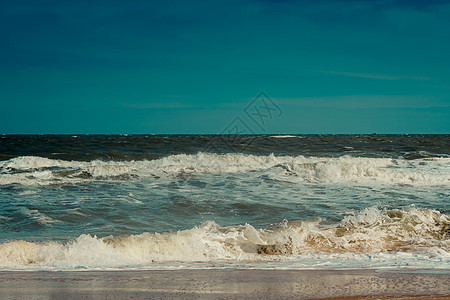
[0,269,449,299]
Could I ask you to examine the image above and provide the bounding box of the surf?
[0,206,448,270]
[1,154,449,186]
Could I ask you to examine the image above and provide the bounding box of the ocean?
[0,134,449,272]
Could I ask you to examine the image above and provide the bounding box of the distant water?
[0,135,449,271]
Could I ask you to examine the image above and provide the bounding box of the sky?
[0,0,449,134]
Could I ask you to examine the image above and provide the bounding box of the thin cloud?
[317,70,431,81]
[277,95,447,109]
[120,102,192,109]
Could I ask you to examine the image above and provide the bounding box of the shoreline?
[0,269,449,299]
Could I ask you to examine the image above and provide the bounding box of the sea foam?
[0,206,448,270]
[0,154,449,186]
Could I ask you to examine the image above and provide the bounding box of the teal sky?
[1,0,449,134]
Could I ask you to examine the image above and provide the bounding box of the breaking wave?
[1,206,448,270]
[0,154,449,186]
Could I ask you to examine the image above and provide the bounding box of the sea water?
[0,135,449,271]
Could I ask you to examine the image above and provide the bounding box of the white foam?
[0,154,449,186]
[0,206,448,270]
[270,135,301,138]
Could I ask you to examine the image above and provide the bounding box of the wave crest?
[1,154,449,186]
[0,206,448,269]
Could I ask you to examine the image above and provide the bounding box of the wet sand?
[0,269,449,299]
